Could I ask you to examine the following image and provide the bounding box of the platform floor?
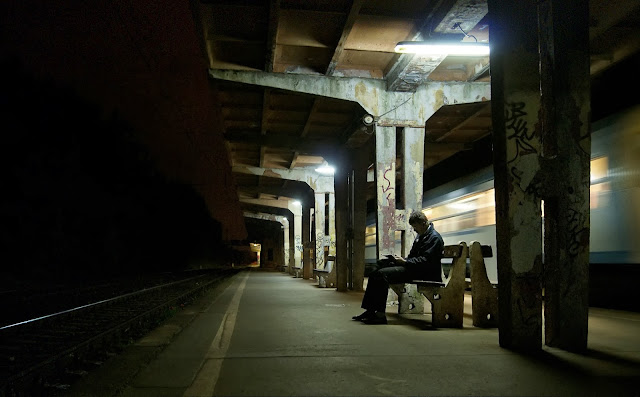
[67,269,640,397]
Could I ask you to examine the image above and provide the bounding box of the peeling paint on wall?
[434,89,448,111]
[355,82,379,115]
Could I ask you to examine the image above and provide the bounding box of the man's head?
[408,210,430,235]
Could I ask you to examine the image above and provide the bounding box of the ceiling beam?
[300,98,320,138]
[255,175,264,199]
[436,104,490,142]
[289,97,323,168]
[261,89,271,135]
[424,142,470,152]
[289,150,301,170]
[468,62,490,82]
[386,0,487,92]
[240,202,294,218]
[224,131,339,154]
[278,179,289,200]
[265,0,280,72]
[236,183,307,200]
[325,0,364,76]
[259,146,267,168]
[590,35,640,76]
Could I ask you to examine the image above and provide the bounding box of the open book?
[379,254,400,261]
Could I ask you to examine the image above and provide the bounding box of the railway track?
[0,268,240,396]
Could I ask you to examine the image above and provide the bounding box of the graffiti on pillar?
[382,165,394,203]
[295,235,303,252]
[396,211,405,225]
[505,101,537,165]
[566,194,589,258]
[316,232,324,266]
[380,202,396,251]
[505,101,543,196]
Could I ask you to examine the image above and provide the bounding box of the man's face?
[411,221,428,235]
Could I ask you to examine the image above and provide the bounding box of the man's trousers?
[361,264,412,312]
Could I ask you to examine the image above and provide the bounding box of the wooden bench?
[469,241,497,328]
[313,256,336,288]
[390,243,468,328]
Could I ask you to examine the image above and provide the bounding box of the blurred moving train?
[365,105,640,308]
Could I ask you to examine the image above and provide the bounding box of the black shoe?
[352,310,374,321]
[363,315,387,325]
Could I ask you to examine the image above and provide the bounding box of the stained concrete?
[66,269,640,397]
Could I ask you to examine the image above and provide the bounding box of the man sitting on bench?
[352,210,444,324]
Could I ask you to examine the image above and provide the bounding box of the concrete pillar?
[288,217,295,272]
[314,192,326,269]
[352,145,369,292]
[402,127,425,252]
[489,0,543,351]
[328,192,336,257]
[335,165,349,291]
[375,125,397,257]
[302,205,312,279]
[539,0,590,351]
[293,212,302,275]
[282,218,290,272]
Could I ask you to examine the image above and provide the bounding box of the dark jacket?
[404,224,444,281]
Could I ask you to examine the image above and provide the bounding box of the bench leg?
[390,284,424,314]
[419,288,464,328]
[430,294,464,328]
[471,287,498,327]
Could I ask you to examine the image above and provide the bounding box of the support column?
[375,126,397,257]
[326,192,337,287]
[328,192,336,257]
[489,0,543,351]
[302,205,312,279]
[314,192,326,270]
[293,212,302,275]
[540,0,590,351]
[402,127,425,251]
[352,144,369,291]
[335,165,349,291]
[282,218,290,272]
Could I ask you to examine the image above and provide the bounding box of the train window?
[365,225,376,246]
[590,157,610,209]
[425,189,496,233]
[591,157,608,183]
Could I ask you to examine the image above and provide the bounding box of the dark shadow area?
[591,50,640,123]
[388,313,439,330]
[580,348,640,369]
[503,344,640,383]
[589,263,640,312]
[0,58,233,287]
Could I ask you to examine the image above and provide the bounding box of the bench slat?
[442,245,462,258]
[413,280,445,288]
[479,244,493,258]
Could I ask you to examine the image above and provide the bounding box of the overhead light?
[394,41,490,56]
[315,165,335,175]
[292,200,301,206]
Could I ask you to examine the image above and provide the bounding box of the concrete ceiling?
[191,0,640,215]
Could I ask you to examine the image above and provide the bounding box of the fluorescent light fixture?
[315,165,335,175]
[292,200,301,206]
[395,41,490,56]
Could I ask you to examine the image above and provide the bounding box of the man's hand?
[393,255,406,265]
